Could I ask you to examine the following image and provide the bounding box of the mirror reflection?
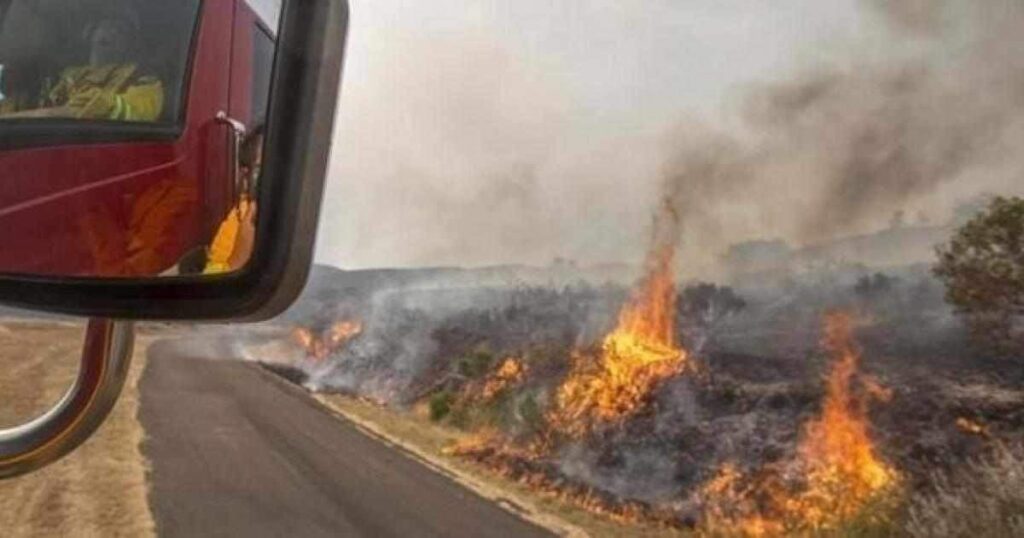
[0,0,280,277]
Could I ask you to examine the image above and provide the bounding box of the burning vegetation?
[699,313,900,535]
[277,193,1023,535]
[550,243,689,437]
[291,320,363,361]
[480,357,527,401]
[276,13,1024,516]
[277,244,1024,536]
[245,0,1024,533]
[274,209,1024,536]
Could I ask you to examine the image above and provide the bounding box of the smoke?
[321,0,1024,273]
[662,0,1024,272]
[321,18,608,268]
[146,325,303,365]
[321,1,853,269]
[301,282,626,403]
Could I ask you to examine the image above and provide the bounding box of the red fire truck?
[0,0,276,276]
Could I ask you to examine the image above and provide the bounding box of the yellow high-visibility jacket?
[203,198,256,274]
[48,63,164,121]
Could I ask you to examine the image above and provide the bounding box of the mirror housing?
[0,0,348,321]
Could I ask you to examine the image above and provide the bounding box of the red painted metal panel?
[0,0,241,277]
[230,2,255,127]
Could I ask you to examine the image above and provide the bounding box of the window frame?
[250,20,277,128]
[0,0,205,150]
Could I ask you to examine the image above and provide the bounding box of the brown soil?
[0,320,154,538]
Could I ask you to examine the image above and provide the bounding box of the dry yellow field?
[0,320,154,538]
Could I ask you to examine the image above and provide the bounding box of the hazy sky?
[311,1,1023,271]
[249,0,280,29]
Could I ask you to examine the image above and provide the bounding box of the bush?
[679,283,747,327]
[429,390,455,422]
[516,394,546,437]
[457,351,495,378]
[903,445,1024,538]
[934,196,1024,353]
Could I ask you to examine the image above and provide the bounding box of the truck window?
[0,0,200,124]
[251,24,275,127]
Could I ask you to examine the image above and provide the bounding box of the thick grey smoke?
[663,0,1024,269]
[320,0,1024,272]
[319,1,862,269]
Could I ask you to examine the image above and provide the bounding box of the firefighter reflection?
[1,9,163,121]
[203,126,264,274]
[78,126,264,277]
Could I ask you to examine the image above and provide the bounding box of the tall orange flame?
[550,204,688,436]
[792,313,897,523]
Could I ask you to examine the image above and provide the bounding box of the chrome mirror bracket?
[216,111,249,204]
[0,319,134,479]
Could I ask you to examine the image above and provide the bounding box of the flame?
[291,327,316,351]
[446,433,669,526]
[480,357,527,400]
[326,320,363,349]
[444,202,692,526]
[550,242,688,436]
[956,417,990,438]
[291,320,363,361]
[700,463,783,536]
[862,375,894,403]
[701,312,900,535]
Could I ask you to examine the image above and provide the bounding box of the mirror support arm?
[216,111,249,204]
[0,319,133,479]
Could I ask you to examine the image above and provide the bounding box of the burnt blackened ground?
[286,268,1023,522]
[260,362,309,386]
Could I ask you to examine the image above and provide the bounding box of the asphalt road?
[139,341,554,538]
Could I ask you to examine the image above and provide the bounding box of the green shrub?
[429,390,454,422]
[457,351,494,378]
[517,394,546,436]
[934,196,1024,353]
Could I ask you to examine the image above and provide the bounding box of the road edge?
[248,362,588,538]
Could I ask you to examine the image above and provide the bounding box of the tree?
[678,283,747,352]
[934,196,1024,351]
[680,283,747,325]
[854,273,896,302]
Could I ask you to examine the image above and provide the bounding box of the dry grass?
[317,393,690,538]
[903,444,1024,538]
[0,320,154,538]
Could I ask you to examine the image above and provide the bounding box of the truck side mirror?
[0,0,349,477]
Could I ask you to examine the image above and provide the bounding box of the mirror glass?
[0,0,282,277]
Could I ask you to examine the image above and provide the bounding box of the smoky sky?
[315,0,1024,272]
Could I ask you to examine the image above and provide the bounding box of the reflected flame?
[702,312,900,535]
